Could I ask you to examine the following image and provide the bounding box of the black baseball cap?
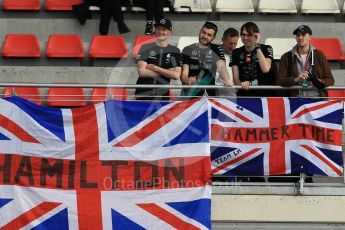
[293,25,312,35]
[154,18,172,30]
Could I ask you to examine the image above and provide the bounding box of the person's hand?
[183,76,196,85]
[241,81,251,90]
[146,64,157,71]
[253,33,260,46]
[295,71,309,83]
[188,76,197,85]
[224,79,234,87]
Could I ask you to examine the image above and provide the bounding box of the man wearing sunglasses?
[230,22,276,97]
[181,21,233,98]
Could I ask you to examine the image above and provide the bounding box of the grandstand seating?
[89,6,126,11]
[215,0,254,13]
[109,88,128,100]
[2,34,41,58]
[1,2,345,93]
[301,0,340,14]
[89,35,128,59]
[310,38,345,61]
[264,38,296,60]
[2,0,41,10]
[258,0,297,14]
[89,88,128,104]
[90,0,170,12]
[132,35,156,58]
[45,0,82,11]
[46,85,87,107]
[327,89,345,101]
[130,6,170,13]
[2,86,42,105]
[168,89,175,101]
[173,0,212,13]
[45,34,84,58]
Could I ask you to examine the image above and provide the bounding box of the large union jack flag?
[210,97,343,177]
[0,96,211,229]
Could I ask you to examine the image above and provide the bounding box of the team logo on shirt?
[206,49,213,59]
[149,51,156,56]
[165,53,171,64]
[240,53,245,61]
[190,64,199,70]
[239,53,249,64]
[192,50,198,56]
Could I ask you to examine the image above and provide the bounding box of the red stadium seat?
[2,0,40,10]
[46,85,87,107]
[111,88,128,100]
[46,34,84,58]
[90,88,128,104]
[89,35,128,59]
[168,89,174,101]
[45,0,82,10]
[2,34,41,58]
[132,35,156,58]
[327,89,345,101]
[89,88,110,104]
[2,86,42,105]
[310,38,345,61]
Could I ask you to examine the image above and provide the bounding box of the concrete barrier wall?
[1,66,345,86]
[212,194,345,223]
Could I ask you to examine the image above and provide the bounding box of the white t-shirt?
[215,53,236,96]
[300,53,308,67]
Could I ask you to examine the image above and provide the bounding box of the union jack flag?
[0,96,211,229]
[0,186,79,229]
[0,97,76,158]
[210,97,343,177]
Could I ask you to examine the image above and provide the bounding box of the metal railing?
[1,83,342,101]
[1,82,342,89]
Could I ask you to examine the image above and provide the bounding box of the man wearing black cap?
[135,18,182,100]
[181,21,233,98]
[277,25,334,97]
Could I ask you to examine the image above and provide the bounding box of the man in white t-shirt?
[216,28,239,97]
